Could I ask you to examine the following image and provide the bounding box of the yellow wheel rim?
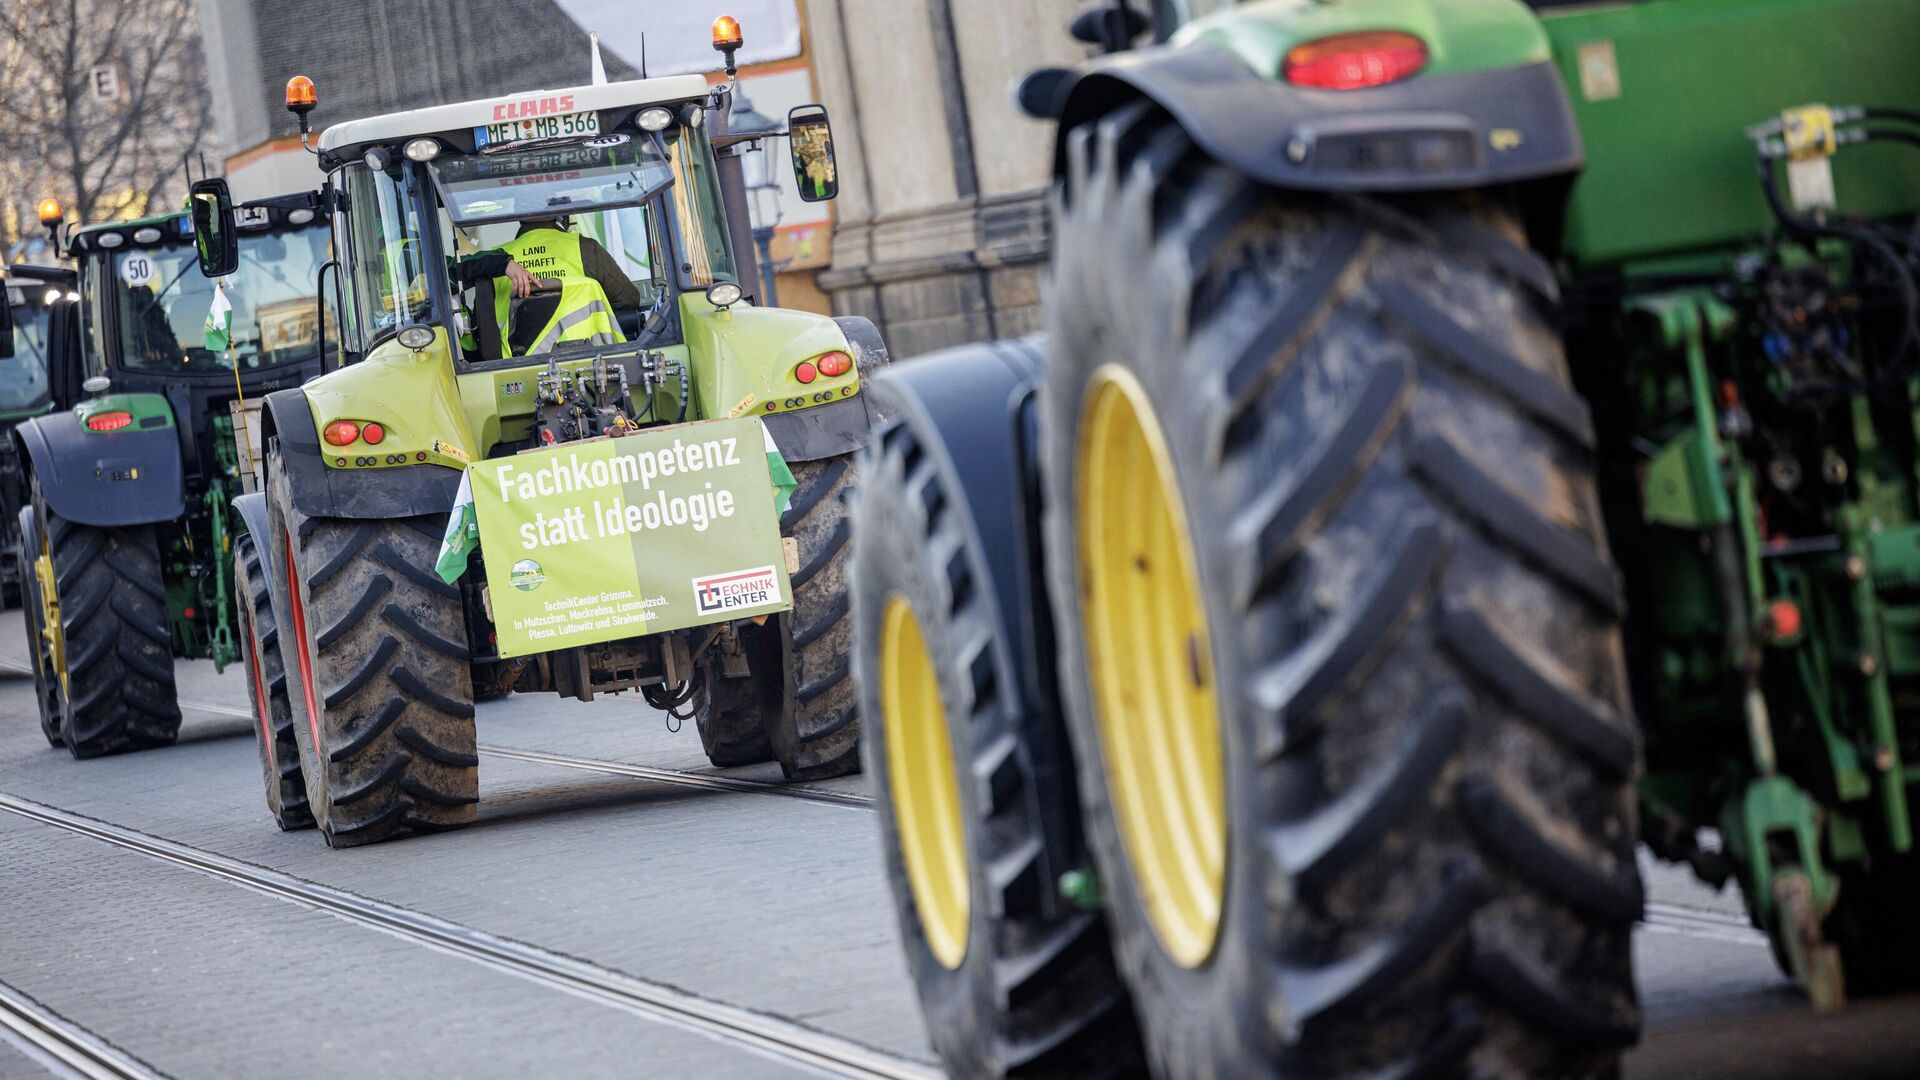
[879,594,971,969]
[1077,366,1226,968]
[33,538,66,698]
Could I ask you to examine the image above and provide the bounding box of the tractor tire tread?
[45,512,179,759]
[1041,110,1640,1078]
[854,418,1146,1079]
[767,454,861,780]
[267,471,475,848]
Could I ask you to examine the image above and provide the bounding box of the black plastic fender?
[14,411,185,528]
[761,315,895,464]
[230,491,288,631]
[1057,44,1583,196]
[864,335,1085,912]
[262,387,462,521]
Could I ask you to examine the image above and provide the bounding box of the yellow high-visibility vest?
[492,229,621,357]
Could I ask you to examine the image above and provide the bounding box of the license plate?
[478,110,600,147]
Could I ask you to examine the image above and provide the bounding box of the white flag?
[203,277,233,353]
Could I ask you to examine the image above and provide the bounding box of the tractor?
[9,199,332,758]
[0,275,55,606]
[850,1,1920,1077]
[200,18,885,845]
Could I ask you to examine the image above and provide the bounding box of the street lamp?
[728,91,784,307]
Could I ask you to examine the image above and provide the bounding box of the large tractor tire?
[268,449,478,847]
[763,454,861,780]
[31,478,180,758]
[695,634,778,768]
[18,507,64,748]
[854,391,1145,1078]
[1040,105,1643,1077]
[234,533,313,831]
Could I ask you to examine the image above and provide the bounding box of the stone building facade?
[803,1,1084,357]
[196,0,832,311]
[196,0,1089,346]
[197,0,647,199]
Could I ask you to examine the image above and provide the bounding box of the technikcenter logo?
[693,565,780,617]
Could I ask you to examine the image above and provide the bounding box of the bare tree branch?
[0,0,207,235]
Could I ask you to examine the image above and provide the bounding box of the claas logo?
[491,95,578,122]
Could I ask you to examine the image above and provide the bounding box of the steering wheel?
[634,291,672,340]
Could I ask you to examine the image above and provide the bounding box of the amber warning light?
[36,198,62,225]
[711,16,743,50]
[285,75,317,116]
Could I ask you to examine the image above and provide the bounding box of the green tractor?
[851,0,1920,1076]
[8,201,332,757]
[200,24,884,846]
[0,277,56,607]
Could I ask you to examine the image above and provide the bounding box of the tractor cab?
[318,81,707,366]
[38,208,333,496]
[191,58,852,463]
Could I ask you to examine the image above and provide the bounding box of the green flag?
[203,276,233,353]
[761,420,796,515]
[436,470,478,585]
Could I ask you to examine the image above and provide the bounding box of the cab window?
[109,227,332,374]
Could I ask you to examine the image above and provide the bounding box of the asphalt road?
[0,615,1913,1078]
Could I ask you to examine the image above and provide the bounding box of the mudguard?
[1057,41,1582,195]
[231,491,288,626]
[262,387,462,521]
[14,408,185,528]
[763,315,895,463]
[864,335,1082,911]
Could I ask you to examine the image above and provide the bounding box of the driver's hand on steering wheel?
[504,258,537,299]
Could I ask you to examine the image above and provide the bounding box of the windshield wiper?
[480,135,576,156]
[149,260,197,305]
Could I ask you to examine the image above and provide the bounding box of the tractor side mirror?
[190,177,239,279]
[1015,68,1074,121]
[786,105,839,203]
[0,291,14,360]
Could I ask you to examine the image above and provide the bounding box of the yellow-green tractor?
[200,20,885,845]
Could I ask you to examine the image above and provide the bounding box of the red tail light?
[362,422,386,445]
[815,351,852,377]
[323,420,360,446]
[85,410,133,432]
[1284,31,1428,91]
[794,361,818,384]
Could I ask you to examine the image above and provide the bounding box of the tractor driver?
[468,217,641,359]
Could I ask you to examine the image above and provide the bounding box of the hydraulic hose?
[1757,159,1920,373]
[1861,128,1920,153]
[1863,106,1920,128]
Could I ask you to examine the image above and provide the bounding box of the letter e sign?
[89,66,120,102]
